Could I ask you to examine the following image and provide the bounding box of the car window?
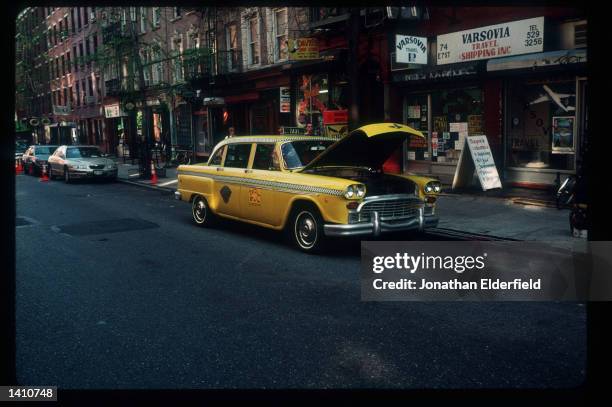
[66,147,103,159]
[209,145,226,166]
[224,144,252,169]
[35,146,56,155]
[252,144,279,171]
[281,140,334,169]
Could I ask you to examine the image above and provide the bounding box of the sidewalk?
[435,193,585,251]
[112,157,178,192]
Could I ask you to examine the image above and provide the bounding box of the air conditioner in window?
[90,11,96,22]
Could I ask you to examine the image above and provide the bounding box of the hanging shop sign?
[280,87,291,113]
[288,38,319,60]
[452,135,502,191]
[437,17,544,65]
[395,35,428,64]
[52,105,71,116]
[551,116,575,154]
[104,104,125,118]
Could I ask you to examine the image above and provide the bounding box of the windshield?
[35,146,57,155]
[281,140,334,169]
[66,147,103,159]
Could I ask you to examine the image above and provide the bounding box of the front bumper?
[68,169,118,179]
[324,209,439,237]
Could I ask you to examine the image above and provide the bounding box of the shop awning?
[486,49,586,72]
[224,92,259,104]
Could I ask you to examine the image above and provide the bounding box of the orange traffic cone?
[39,163,49,182]
[15,159,23,175]
[150,160,158,185]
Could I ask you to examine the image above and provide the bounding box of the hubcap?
[295,211,317,249]
[193,199,206,223]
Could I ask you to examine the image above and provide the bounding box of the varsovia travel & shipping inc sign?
[436,17,544,65]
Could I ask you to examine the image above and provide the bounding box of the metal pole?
[348,8,360,131]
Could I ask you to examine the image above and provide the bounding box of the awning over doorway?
[486,49,586,72]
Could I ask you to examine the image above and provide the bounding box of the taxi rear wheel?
[289,204,326,254]
[192,195,215,227]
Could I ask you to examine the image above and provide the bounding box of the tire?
[191,195,215,227]
[64,166,71,184]
[289,203,326,253]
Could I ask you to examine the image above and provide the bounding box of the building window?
[225,23,239,70]
[61,55,65,76]
[58,20,63,42]
[77,7,82,30]
[93,34,98,54]
[79,42,84,66]
[174,7,181,19]
[96,76,101,97]
[70,85,74,108]
[248,17,259,65]
[72,45,78,71]
[66,51,71,73]
[295,74,329,134]
[75,82,80,106]
[84,7,89,25]
[55,57,60,78]
[52,25,57,46]
[88,77,94,98]
[63,88,68,107]
[130,7,137,22]
[70,9,76,33]
[152,7,161,28]
[140,7,147,33]
[81,79,86,105]
[274,8,288,61]
[506,79,576,171]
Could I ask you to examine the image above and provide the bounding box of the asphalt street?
[15,174,586,389]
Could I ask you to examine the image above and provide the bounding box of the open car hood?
[301,123,424,171]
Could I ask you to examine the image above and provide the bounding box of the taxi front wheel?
[192,195,215,227]
[289,204,326,254]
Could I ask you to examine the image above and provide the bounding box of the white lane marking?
[158,179,178,187]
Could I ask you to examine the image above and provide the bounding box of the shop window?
[507,80,576,171]
[295,74,329,135]
[430,87,483,164]
[404,94,429,161]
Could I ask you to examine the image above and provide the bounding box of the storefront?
[393,61,488,184]
[392,16,587,189]
[488,49,587,187]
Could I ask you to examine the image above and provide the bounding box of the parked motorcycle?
[556,172,588,238]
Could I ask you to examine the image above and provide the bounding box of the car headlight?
[424,181,442,194]
[344,184,365,199]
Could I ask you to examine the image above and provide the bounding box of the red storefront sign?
[323,110,348,125]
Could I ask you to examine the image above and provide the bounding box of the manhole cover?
[56,218,159,236]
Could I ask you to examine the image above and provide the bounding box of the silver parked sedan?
[48,145,118,183]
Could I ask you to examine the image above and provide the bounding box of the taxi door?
[239,143,283,227]
[213,142,253,219]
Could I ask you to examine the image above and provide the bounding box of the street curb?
[116,178,175,194]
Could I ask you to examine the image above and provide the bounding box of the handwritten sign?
[288,38,319,60]
[452,135,502,191]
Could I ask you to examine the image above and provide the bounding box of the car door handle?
[244,169,252,174]
[216,167,223,172]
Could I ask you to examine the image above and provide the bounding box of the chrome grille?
[352,198,423,223]
[89,164,104,169]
